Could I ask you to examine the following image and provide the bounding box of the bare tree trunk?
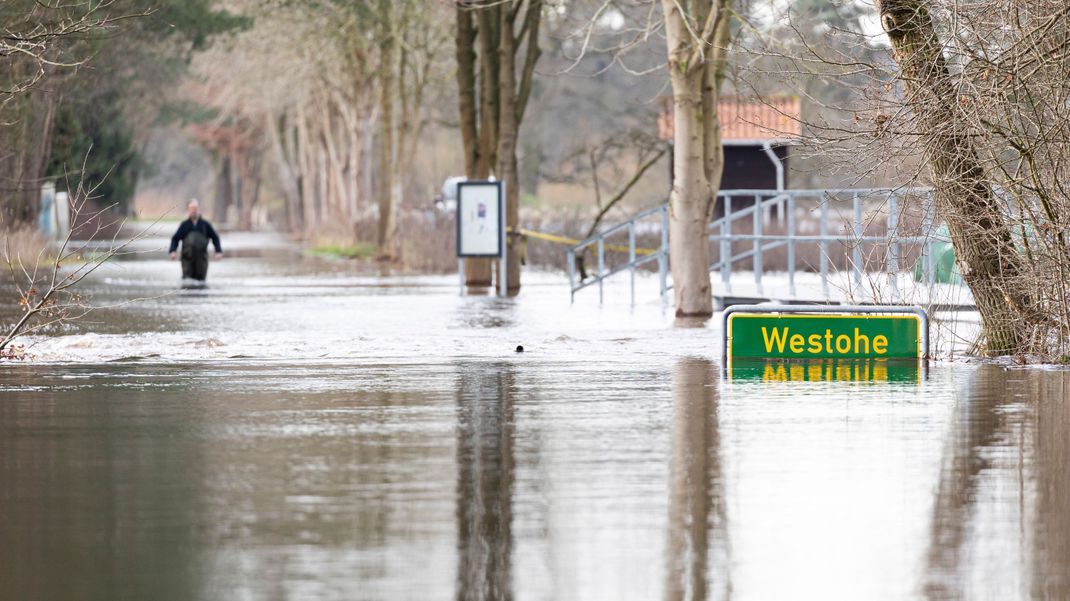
[266,112,301,231]
[11,87,57,224]
[297,105,316,231]
[661,0,732,317]
[497,3,521,292]
[458,3,501,287]
[283,115,305,231]
[477,5,500,179]
[214,153,233,224]
[456,5,480,177]
[377,0,398,259]
[879,0,1032,354]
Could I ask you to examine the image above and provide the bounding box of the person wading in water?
[169,199,222,282]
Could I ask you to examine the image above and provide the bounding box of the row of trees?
[5,0,1070,357]
[0,1,246,227]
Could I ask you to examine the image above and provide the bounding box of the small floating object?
[515,345,524,353]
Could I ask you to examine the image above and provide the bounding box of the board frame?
[722,304,929,367]
[456,180,504,258]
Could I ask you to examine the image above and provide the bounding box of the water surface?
[1,229,1067,600]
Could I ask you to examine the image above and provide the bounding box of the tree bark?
[267,112,302,231]
[879,0,1032,354]
[459,3,502,287]
[214,153,232,224]
[456,5,480,177]
[661,0,732,317]
[376,0,398,259]
[497,2,521,292]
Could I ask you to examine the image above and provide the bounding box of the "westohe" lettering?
[761,326,889,355]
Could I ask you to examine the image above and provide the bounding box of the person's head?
[187,199,200,220]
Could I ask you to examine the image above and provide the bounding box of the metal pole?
[853,193,863,299]
[459,258,466,296]
[597,238,605,304]
[722,195,732,294]
[660,205,669,304]
[499,182,507,298]
[753,195,763,296]
[820,196,829,299]
[567,249,576,303]
[787,195,796,298]
[887,193,899,299]
[629,223,636,306]
[923,194,936,288]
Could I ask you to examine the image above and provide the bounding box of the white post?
[459,258,466,296]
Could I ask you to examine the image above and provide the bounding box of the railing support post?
[923,194,936,288]
[753,195,763,296]
[628,223,636,307]
[852,193,863,300]
[820,196,830,300]
[567,249,576,303]
[787,195,796,298]
[597,238,605,304]
[660,205,669,304]
[887,193,899,299]
[722,195,732,295]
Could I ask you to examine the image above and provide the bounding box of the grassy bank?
[306,242,378,260]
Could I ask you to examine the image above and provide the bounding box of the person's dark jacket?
[170,218,222,254]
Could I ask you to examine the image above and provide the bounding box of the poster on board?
[456,181,503,257]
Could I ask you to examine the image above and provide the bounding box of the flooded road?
[1,229,1068,600]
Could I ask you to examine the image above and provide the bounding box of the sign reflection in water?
[727,358,924,383]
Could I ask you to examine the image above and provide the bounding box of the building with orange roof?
[659,96,802,214]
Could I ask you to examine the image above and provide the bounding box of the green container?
[914,225,961,284]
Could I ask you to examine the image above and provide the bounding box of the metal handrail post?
[598,238,605,304]
[567,249,576,303]
[787,195,796,298]
[887,193,899,299]
[660,205,669,303]
[923,195,936,287]
[629,223,636,306]
[820,197,829,299]
[853,193,863,299]
[722,195,732,294]
[753,195,763,296]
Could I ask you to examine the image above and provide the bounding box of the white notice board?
[456,181,503,257]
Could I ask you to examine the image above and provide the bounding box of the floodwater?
[1,228,1069,600]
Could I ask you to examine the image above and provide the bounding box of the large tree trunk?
[376,0,398,259]
[266,112,302,231]
[497,5,521,293]
[456,3,493,287]
[879,0,1032,354]
[7,86,57,225]
[214,153,233,224]
[661,0,732,317]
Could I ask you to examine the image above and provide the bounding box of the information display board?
[456,181,503,258]
[723,305,928,364]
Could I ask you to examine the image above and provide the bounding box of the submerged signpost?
[456,180,507,297]
[723,305,929,379]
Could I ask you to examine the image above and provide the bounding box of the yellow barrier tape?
[509,227,657,256]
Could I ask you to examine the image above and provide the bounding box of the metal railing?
[567,188,953,304]
[566,204,669,305]
[709,188,948,300]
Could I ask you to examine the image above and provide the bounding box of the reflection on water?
[3,230,1070,600]
[456,363,515,600]
[728,358,923,383]
[666,359,729,601]
[0,384,206,600]
[925,367,1070,600]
